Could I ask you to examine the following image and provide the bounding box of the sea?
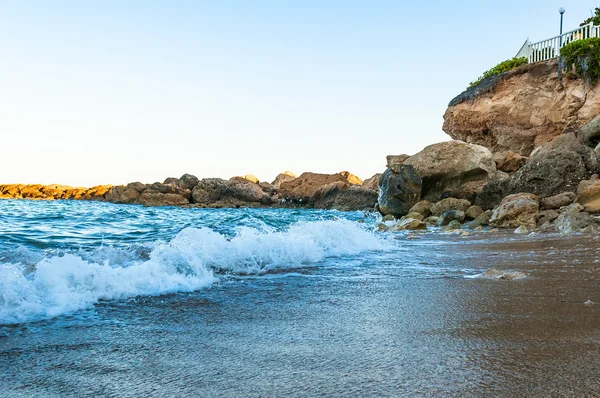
[1,199,600,397]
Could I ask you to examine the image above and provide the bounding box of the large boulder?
[40,185,70,199]
[309,183,378,211]
[0,184,23,198]
[580,115,600,148]
[138,191,189,207]
[403,141,497,202]
[386,154,410,168]
[19,184,45,199]
[105,182,147,204]
[493,151,527,173]
[272,171,297,189]
[540,192,576,210]
[377,164,422,217]
[230,174,260,184]
[191,178,271,207]
[437,210,465,226]
[409,200,433,218]
[63,187,90,200]
[476,133,600,209]
[430,198,472,217]
[489,193,539,229]
[362,174,381,191]
[576,176,600,213]
[553,203,596,233]
[81,185,112,201]
[278,171,362,203]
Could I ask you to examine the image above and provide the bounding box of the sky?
[0,1,598,186]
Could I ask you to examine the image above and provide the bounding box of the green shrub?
[560,37,600,84]
[580,7,600,27]
[469,57,528,88]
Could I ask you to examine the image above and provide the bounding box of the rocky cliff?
[443,60,600,156]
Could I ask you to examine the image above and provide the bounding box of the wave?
[0,219,383,325]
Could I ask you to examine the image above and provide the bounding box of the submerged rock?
[443,220,462,231]
[514,225,529,234]
[472,268,528,280]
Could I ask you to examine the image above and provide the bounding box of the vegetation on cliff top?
[560,37,600,84]
[469,57,528,88]
[580,7,600,26]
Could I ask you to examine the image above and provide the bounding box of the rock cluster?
[0,171,377,211]
[0,184,112,201]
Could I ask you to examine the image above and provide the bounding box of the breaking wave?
[0,219,383,324]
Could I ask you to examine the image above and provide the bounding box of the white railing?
[523,23,597,63]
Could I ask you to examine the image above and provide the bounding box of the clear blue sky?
[0,1,597,186]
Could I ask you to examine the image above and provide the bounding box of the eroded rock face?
[490,193,539,229]
[377,164,422,218]
[443,59,600,156]
[476,133,599,209]
[403,141,497,202]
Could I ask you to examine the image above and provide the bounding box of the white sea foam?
[0,219,383,324]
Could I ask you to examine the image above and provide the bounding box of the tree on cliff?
[580,7,600,26]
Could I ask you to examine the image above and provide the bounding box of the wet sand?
[2,231,600,397]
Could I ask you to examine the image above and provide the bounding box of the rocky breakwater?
[0,171,379,211]
[0,184,112,201]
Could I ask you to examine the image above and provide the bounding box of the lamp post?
[559,7,566,47]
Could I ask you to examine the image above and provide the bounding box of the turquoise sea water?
[2,200,600,397]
